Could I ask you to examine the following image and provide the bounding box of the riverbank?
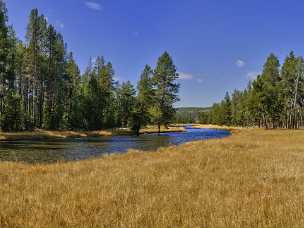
[1,128,304,227]
[0,125,185,141]
[189,123,242,131]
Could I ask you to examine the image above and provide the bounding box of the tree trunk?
[158,122,161,134]
[136,123,141,136]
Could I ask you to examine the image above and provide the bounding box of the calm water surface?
[0,126,230,163]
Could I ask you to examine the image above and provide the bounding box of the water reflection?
[0,126,230,163]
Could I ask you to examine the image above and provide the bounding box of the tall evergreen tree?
[138,65,154,106]
[0,91,23,131]
[222,92,232,125]
[118,81,136,127]
[0,0,10,113]
[152,52,180,133]
[0,1,24,131]
[131,65,154,135]
[63,52,82,129]
[81,57,116,130]
[99,62,115,127]
[280,52,304,128]
[24,9,48,128]
[260,54,282,128]
[43,25,66,129]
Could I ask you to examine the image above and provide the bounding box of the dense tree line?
[0,3,179,133]
[173,107,211,124]
[201,52,304,129]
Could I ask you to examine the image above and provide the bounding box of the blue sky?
[6,0,304,107]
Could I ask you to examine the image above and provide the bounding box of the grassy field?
[1,128,304,227]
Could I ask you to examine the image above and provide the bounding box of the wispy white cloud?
[236,59,246,68]
[246,71,260,80]
[178,72,204,84]
[178,72,193,80]
[85,1,102,11]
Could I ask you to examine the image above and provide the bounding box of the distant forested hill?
[174,107,211,123]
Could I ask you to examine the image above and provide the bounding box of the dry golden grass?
[1,128,304,227]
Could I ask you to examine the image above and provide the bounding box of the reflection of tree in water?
[0,141,69,163]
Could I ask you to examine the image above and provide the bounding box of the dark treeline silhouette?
[0,2,179,134]
[200,52,304,129]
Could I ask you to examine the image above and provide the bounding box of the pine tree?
[24,9,48,128]
[290,57,304,128]
[152,52,180,133]
[280,52,304,128]
[81,56,116,130]
[43,25,66,129]
[0,1,24,131]
[118,81,136,127]
[131,65,154,135]
[0,90,23,131]
[222,92,232,125]
[99,61,115,127]
[15,41,25,95]
[0,0,10,114]
[63,52,82,129]
[260,54,282,128]
[231,90,243,126]
[138,65,154,107]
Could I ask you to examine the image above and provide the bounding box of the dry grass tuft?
[1,129,304,227]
